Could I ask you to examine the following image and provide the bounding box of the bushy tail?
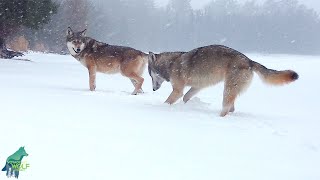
[251,61,299,85]
[2,162,7,171]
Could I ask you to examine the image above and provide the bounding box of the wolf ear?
[67,27,73,36]
[148,52,156,62]
[81,29,87,36]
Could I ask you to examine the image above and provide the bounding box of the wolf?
[2,147,28,178]
[148,45,299,117]
[66,27,147,95]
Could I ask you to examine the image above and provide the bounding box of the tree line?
[1,0,320,55]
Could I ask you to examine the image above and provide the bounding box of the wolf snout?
[76,48,81,52]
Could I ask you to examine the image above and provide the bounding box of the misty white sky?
[155,0,320,12]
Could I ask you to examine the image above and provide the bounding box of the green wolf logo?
[2,147,29,178]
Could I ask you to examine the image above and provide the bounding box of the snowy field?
[0,52,319,180]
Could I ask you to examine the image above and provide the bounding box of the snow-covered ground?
[0,52,319,180]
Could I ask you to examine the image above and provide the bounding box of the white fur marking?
[67,42,77,56]
[67,42,85,56]
[151,70,165,88]
[79,43,85,52]
[79,58,87,67]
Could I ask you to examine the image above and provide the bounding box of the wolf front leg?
[165,89,184,104]
[183,87,201,103]
[88,66,96,91]
[165,81,185,105]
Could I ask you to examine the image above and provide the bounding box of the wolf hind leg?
[229,105,235,113]
[3,163,12,177]
[220,70,253,117]
[6,167,12,178]
[220,90,237,117]
[122,56,146,95]
[126,73,144,95]
[183,87,201,103]
[130,79,143,94]
[130,79,137,86]
[6,167,10,177]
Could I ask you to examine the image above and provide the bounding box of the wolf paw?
[229,106,235,113]
[90,85,96,91]
[183,97,190,103]
[131,89,143,95]
[165,100,175,105]
[220,111,228,117]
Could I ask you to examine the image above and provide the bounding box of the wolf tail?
[251,60,299,85]
[2,162,7,171]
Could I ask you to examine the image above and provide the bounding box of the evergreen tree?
[0,0,58,37]
[8,0,319,54]
[165,0,193,50]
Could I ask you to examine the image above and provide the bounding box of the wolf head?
[17,147,28,157]
[148,52,166,91]
[66,27,87,56]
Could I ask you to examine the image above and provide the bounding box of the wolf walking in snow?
[66,27,148,95]
[148,45,298,117]
[2,147,28,178]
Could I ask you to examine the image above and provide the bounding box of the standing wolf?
[2,147,28,178]
[148,45,299,117]
[66,27,147,95]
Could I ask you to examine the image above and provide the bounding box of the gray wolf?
[2,147,28,178]
[148,45,299,117]
[66,27,147,95]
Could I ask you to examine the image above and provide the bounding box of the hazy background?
[4,0,320,55]
[155,0,320,11]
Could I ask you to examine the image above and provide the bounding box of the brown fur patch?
[263,70,299,85]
